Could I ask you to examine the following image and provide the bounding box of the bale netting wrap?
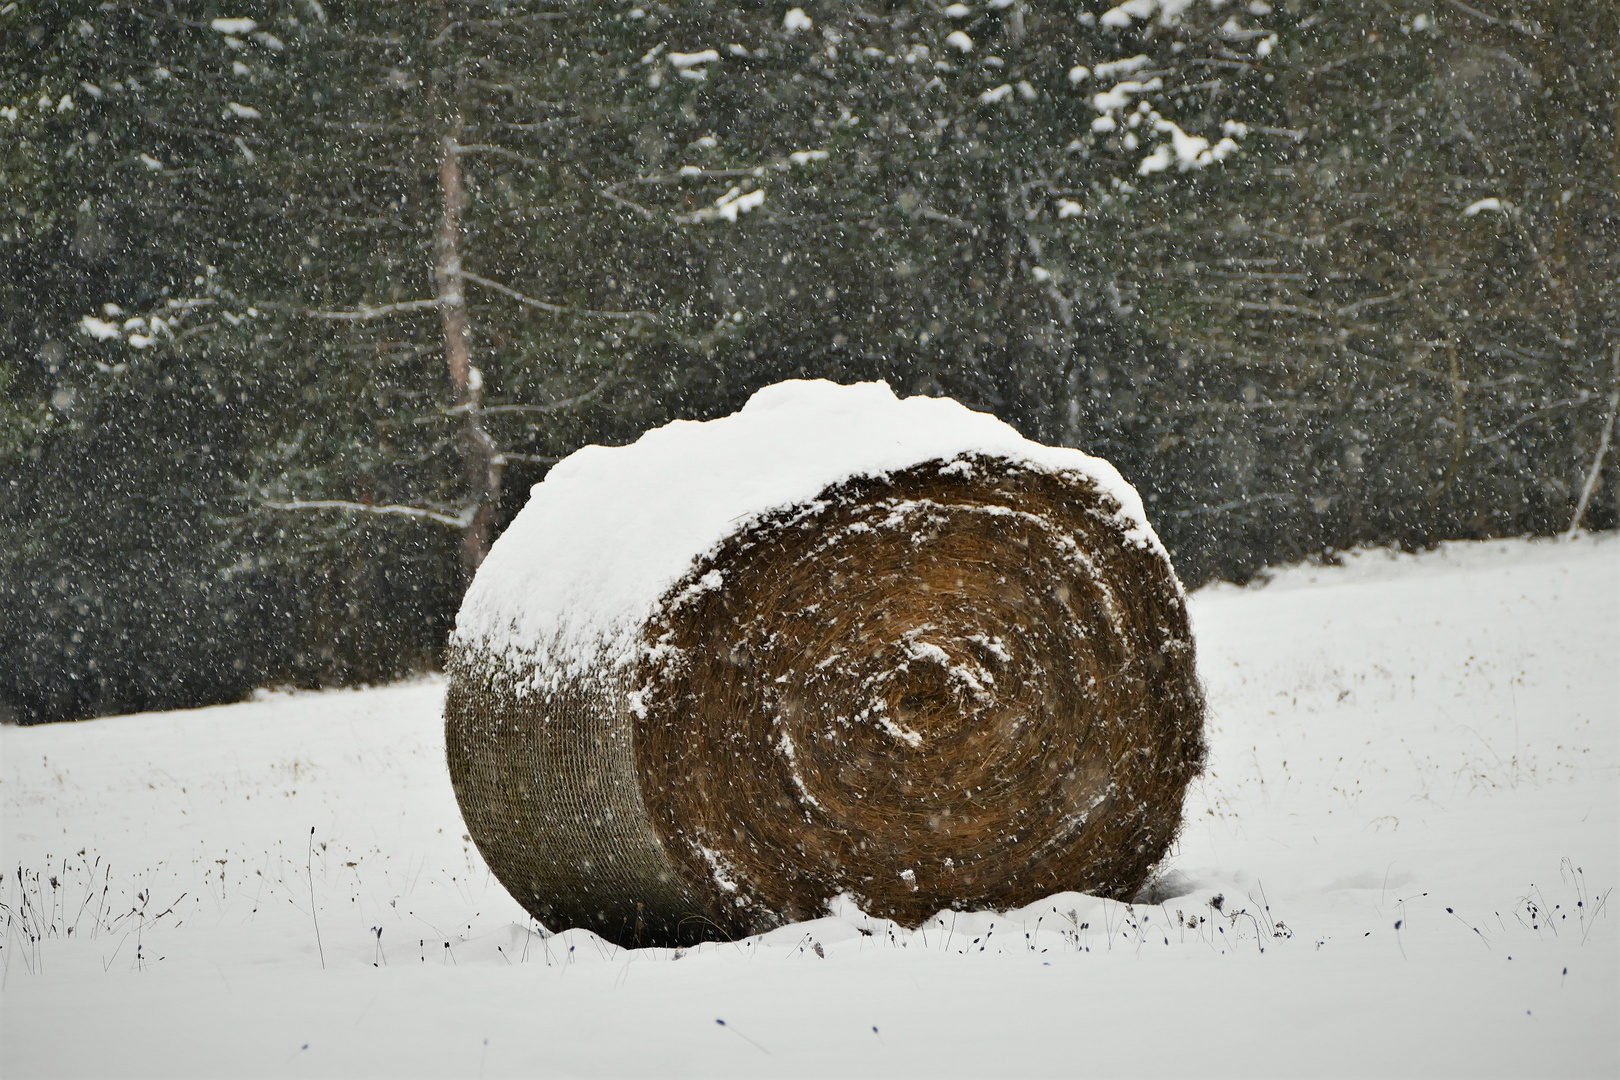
[446,380,1204,948]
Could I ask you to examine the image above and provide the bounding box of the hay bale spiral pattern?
[447,446,1202,948]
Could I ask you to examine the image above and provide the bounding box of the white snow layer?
[1091,53,1152,80]
[4,535,1615,1077]
[454,380,1162,678]
[668,50,719,69]
[1100,0,1191,27]
[78,314,122,341]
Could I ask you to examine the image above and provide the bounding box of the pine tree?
[9,0,1610,723]
[1,3,310,722]
[1107,0,1619,579]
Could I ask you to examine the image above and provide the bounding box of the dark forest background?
[3,0,1616,725]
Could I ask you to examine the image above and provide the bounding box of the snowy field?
[3,534,1616,1078]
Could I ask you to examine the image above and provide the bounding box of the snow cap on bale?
[446,379,1202,948]
[454,378,1167,680]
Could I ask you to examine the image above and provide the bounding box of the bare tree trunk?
[435,106,500,574]
[1566,344,1620,537]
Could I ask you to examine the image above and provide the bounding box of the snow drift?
[445,380,1204,946]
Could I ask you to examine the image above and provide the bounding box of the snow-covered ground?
[4,535,1616,1078]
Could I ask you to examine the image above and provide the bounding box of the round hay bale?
[446,380,1203,947]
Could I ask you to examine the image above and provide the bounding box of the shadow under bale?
[447,452,1203,948]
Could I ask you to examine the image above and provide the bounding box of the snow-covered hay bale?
[445,380,1203,947]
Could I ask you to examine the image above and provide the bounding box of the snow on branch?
[629,164,785,186]
[261,498,474,528]
[677,185,766,224]
[493,452,565,465]
[304,298,444,320]
[78,297,232,353]
[600,162,790,221]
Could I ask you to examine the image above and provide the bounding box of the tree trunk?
[435,110,500,575]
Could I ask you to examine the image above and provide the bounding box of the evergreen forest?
[3,0,1616,724]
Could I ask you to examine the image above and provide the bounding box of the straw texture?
[446,455,1203,947]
